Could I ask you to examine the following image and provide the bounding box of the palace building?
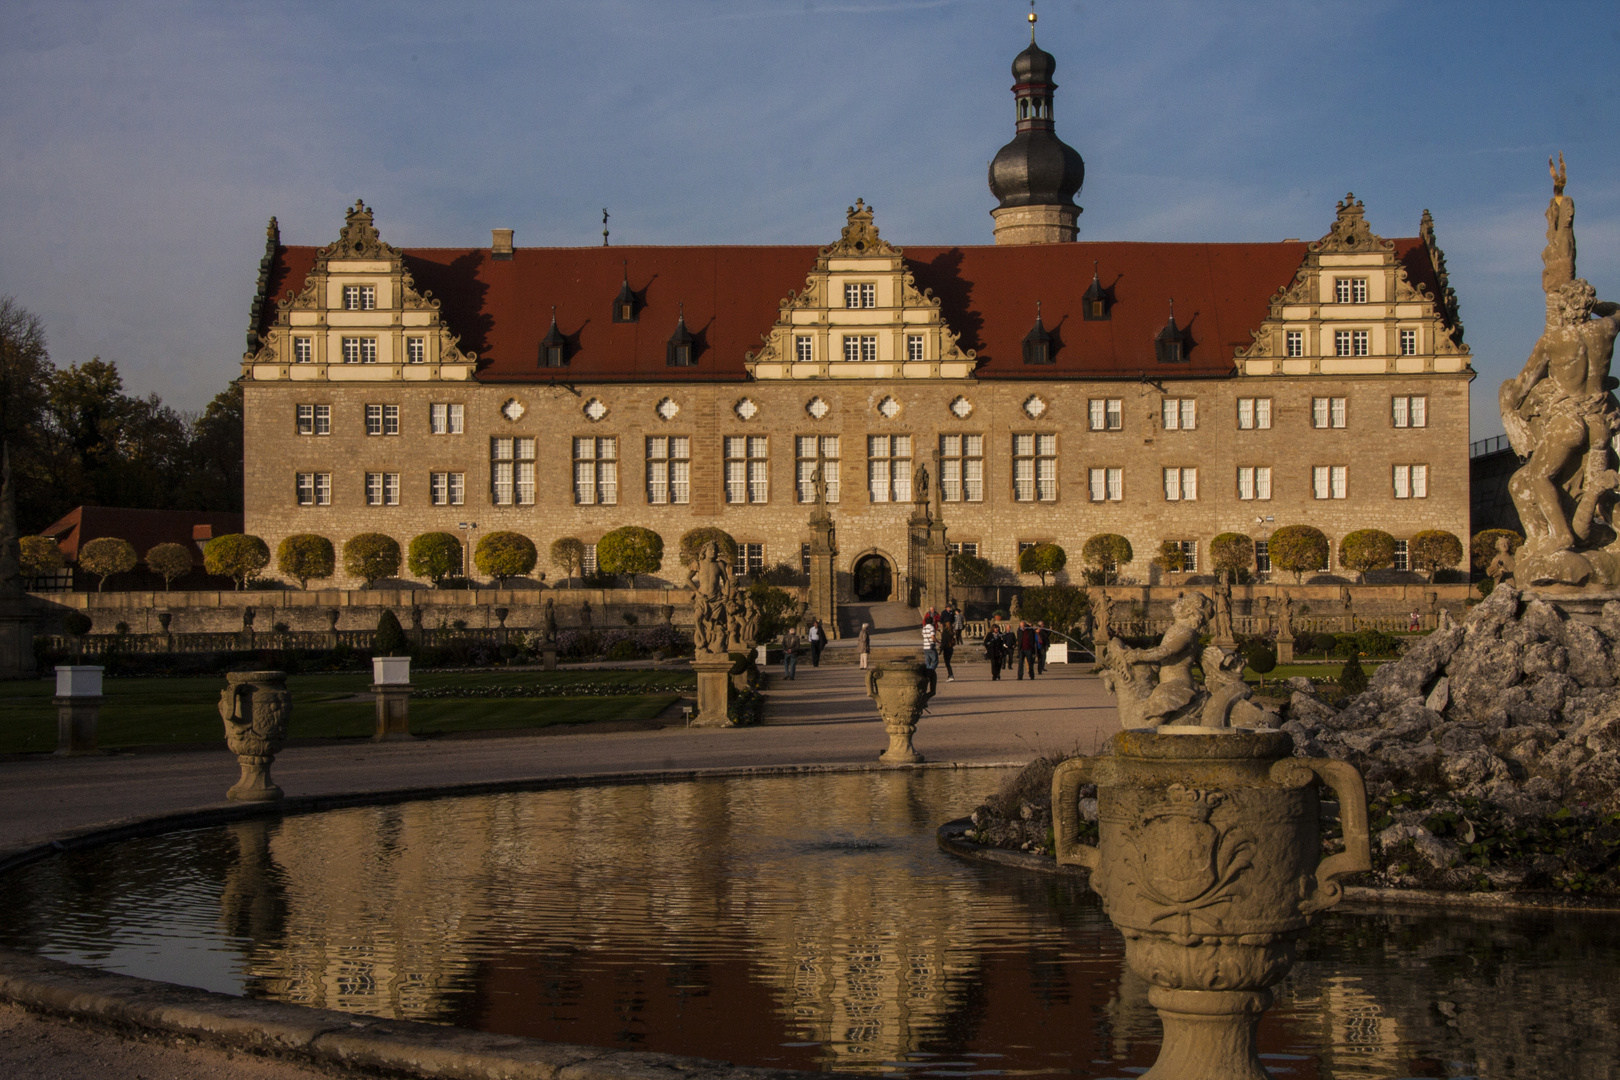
[239,30,1472,603]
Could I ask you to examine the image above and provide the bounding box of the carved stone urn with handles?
[218,670,291,802]
[1053,730,1370,1080]
[866,659,934,765]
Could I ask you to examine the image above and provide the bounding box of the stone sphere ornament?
[1053,729,1371,1080]
[866,659,934,765]
[219,670,292,802]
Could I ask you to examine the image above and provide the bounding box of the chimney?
[491,228,514,260]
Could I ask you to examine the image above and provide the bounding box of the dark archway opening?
[853,555,893,602]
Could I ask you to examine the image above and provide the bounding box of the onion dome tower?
[988,6,1085,245]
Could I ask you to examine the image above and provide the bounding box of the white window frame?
[1237,466,1272,501]
[1236,397,1272,430]
[735,543,765,577]
[939,434,983,503]
[1394,539,1410,572]
[1088,468,1124,502]
[1393,464,1428,499]
[1335,278,1367,304]
[795,435,841,504]
[725,435,769,504]
[1285,330,1304,358]
[1161,398,1197,431]
[1012,434,1057,502]
[1255,540,1270,574]
[646,435,691,506]
[430,471,465,507]
[867,434,913,504]
[406,337,426,364]
[343,285,377,311]
[1163,467,1198,502]
[294,337,313,363]
[1352,330,1369,357]
[1089,398,1123,431]
[1399,329,1417,356]
[907,334,924,361]
[573,436,617,506]
[795,335,812,363]
[1313,397,1346,429]
[1313,465,1347,500]
[297,404,314,435]
[1392,395,1427,428]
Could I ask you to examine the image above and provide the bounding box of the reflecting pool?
[1,769,1616,1078]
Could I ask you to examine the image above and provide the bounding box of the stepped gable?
[253,237,1439,381]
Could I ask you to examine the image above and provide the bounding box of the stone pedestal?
[806,510,837,638]
[925,521,950,612]
[1276,633,1294,663]
[690,653,736,727]
[542,646,558,671]
[371,685,414,740]
[53,696,103,755]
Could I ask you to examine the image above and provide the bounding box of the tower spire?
[988,9,1084,245]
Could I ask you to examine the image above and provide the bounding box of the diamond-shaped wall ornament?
[734,398,759,420]
[583,398,609,422]
[949,395,973,419]
[500,398,526,422]
[1023,395,1047,419]
[877,396,901,419]
[806,396,830,420]
[656,397,679,421]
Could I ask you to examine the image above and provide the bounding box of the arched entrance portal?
[852,553,894,602]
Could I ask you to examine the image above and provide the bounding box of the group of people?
[983,618,1051,681]
[779,617,827,680]
[917,605,964,690]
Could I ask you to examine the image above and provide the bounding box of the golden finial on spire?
[1028,0,1037,41]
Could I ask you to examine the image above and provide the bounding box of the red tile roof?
[259,238,1443,382]
[40,507,245,564]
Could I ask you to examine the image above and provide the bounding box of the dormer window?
[1082,264,1112,321]
[667,307,696,367]
[612,266,639,323]
[1022,303,1054,365]
[540,308,567,368]
[1155,303,1189,364]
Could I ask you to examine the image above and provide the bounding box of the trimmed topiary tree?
[408,532,463,587]
[1339,652,1368,696]
[1409,529,1464,583]
[950,552,993,587]
[1210,532,1255,579]
[476,531,538,587]
[276,534,335,589]
[1017,542,1067,585]
[20,536,64,581]
[1471,529,1523,573]
[1338,529,1397,583]
[204,534,271,591]
[344,532,401,587]
[374,609,408,656]
[1020,584,1090,638]
[678,527,738,568]
[1269,525,1329,583]
[1081,534,1133,585]
[597,525,664,588]
[79,536,138,592]
[549,537,586,587]
[144,542,194,590]
[1153,540,1188,573]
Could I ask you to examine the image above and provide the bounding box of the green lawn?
[0,670,694,754]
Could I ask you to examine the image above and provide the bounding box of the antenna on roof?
[602,208,610,247]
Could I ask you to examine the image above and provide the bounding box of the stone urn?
[1053,730,1370,1080]
[866,659,934,765]
[218,670,291,802]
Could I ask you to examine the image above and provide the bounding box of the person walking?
[1017,620,1039,680]
[939,617,956,682]
[858,621,871,670]
[808,618,825,667]
[1036,620,1050,674]
[921,615,939,694]
[986,618,1005,681]
[782,626,799,680]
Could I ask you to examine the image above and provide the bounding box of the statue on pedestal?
[1500,156,1620,586]
[1101,592,1268,731]
[687,541,732,654]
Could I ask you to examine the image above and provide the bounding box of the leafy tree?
[19,535,63,579]
[63,611,92,636]
[1153,540,1188,573]
[0,297,54,529]
[203,533,270,590]
[79,536,137,591]
[597,526,664,588]
[747,581,800,644]
[1338,529,1397,583]
[756,561,808,587]
[1018,542,1067,585]
[1245,642,1277,677]
[277,533,335,589]
[1409,530,1463,583]
[1019,584,1091,638]
[476,531,538,586]
[374,609,408,656]
[950,552,993,587]
[344,532,401,587]
[144,542,194,590]
[1269,525,1329,583]
[408,531,463,586]
[1210,533,1255,578]
[678,527,738,568]
[550,537,586,587]
[1470,529,1523,573]
[1081,534,1133,585]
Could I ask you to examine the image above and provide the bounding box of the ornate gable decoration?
[745,200,977,380]
[1233,193,1470,373]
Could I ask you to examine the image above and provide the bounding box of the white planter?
[757,644,769,665]
[1048,642,1069,664]
[55,665,104,698]
[372,656,412,686]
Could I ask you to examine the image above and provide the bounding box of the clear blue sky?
[2,0,1617,439]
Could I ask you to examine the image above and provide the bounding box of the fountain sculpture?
[866,659,933,764]
[219,670,291,801]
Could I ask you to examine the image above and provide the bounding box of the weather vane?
[1028,0,1037,41]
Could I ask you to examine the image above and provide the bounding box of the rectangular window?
[365,404,382,436]
[365,472,399,507]
[429,403,465,435]
[939,434,984,503]
[364,404,398,436]
[296,473,316,506]
[646,436,691,505]
[907,334,924,361]
[1236,397,1273,430]
[1237,466,1272,500]
[1163,467,1198,501]
[843,282,876,309]
[343,285,377,310]
[1313,465,1347,500]
[582,543,597,576]
[1334,330,1351,357]
[795,435,841,503]
[1285,330,1304,357]
[842,335,877,361]
[1392,395,1427,428]
[1161,398,1197,430]
[1352,330,1369,356]
[1394,539,1410,572]
[1174,541,1199,574]
[1013,434,1057,502]
[867,434,913,503]
[407,338,426,364]
[1255,541,1270,574]
[1335,278,1367,304]
[1089,398,1123,431]
[573,437,618,505]
[294,337,313,363]
[1088,467,1123,502]
[297,404,313,435]
[735,543,765,577]
[1313,397,1346,429]
[490,437,534,506]
[383,405,398,436]
[341,337,378,364]
[430,472,466,506]
[1399,329,1417,356]
[1393,464,1428,499]
[725,436,769,504]
[795,335,812,363]
[947,541,980,556]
